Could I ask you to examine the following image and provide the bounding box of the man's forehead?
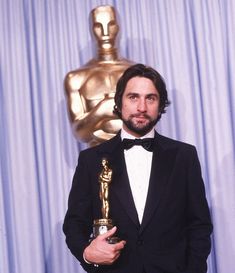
[122,78,159,96]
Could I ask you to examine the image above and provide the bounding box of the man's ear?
[113,105,122,118]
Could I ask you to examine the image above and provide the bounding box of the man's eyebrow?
[125,92,158,97]
[126,92,140,96]
[146,93,159,97]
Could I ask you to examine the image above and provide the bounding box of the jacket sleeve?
[185,146,213,273]
[63,152,98,272]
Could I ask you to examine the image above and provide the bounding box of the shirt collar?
[121,127,155,140]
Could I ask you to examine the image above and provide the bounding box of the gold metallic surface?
[99,159,112,219]
[93,219,113,225]
[64,5,134,146]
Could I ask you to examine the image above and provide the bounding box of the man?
[63,64,213,273]
[64,5,134,146]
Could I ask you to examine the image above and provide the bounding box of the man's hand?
[83,227,126,265]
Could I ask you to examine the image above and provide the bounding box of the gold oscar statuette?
[92,158,120,244]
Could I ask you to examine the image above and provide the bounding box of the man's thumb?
[100,226,117,240]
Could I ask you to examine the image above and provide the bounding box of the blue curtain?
[1,1,234,273]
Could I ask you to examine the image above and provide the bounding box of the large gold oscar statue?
[64,5,134,146]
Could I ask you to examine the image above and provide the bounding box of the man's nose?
[137,99,147,112]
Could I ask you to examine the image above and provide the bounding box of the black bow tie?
[122,138,154,152]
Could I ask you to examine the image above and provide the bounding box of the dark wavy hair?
[113,63,170,122]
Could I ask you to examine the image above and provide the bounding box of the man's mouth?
[131,114,150,121]
[131,115,151,125]
[135,116,147,121]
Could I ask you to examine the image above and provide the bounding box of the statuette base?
[93,218,120,244]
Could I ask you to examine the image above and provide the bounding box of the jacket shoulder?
[79,133,121,157]
[157,133,197,152]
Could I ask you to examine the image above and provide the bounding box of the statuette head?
[91,5,119,51]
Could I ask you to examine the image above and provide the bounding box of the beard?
[122,113,158,136]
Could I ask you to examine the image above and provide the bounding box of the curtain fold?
[1,1,234,273]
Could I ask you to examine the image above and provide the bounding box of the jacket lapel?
[140,133,178,234]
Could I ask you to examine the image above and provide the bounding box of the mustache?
[130,113,151,119]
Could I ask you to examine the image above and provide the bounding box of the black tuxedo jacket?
[63,132,212,273]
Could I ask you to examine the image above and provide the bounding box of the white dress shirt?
[121,128,154,223]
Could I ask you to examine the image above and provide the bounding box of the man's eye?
[147,96,157,101]
[129,95,138,100]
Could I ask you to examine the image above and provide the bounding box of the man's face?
[92,7,119,49]
[121,76,160,137]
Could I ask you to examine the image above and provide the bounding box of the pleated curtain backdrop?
[0,1,234,273]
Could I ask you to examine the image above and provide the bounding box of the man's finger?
[98,226,117,240]
[113,240,126,250]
